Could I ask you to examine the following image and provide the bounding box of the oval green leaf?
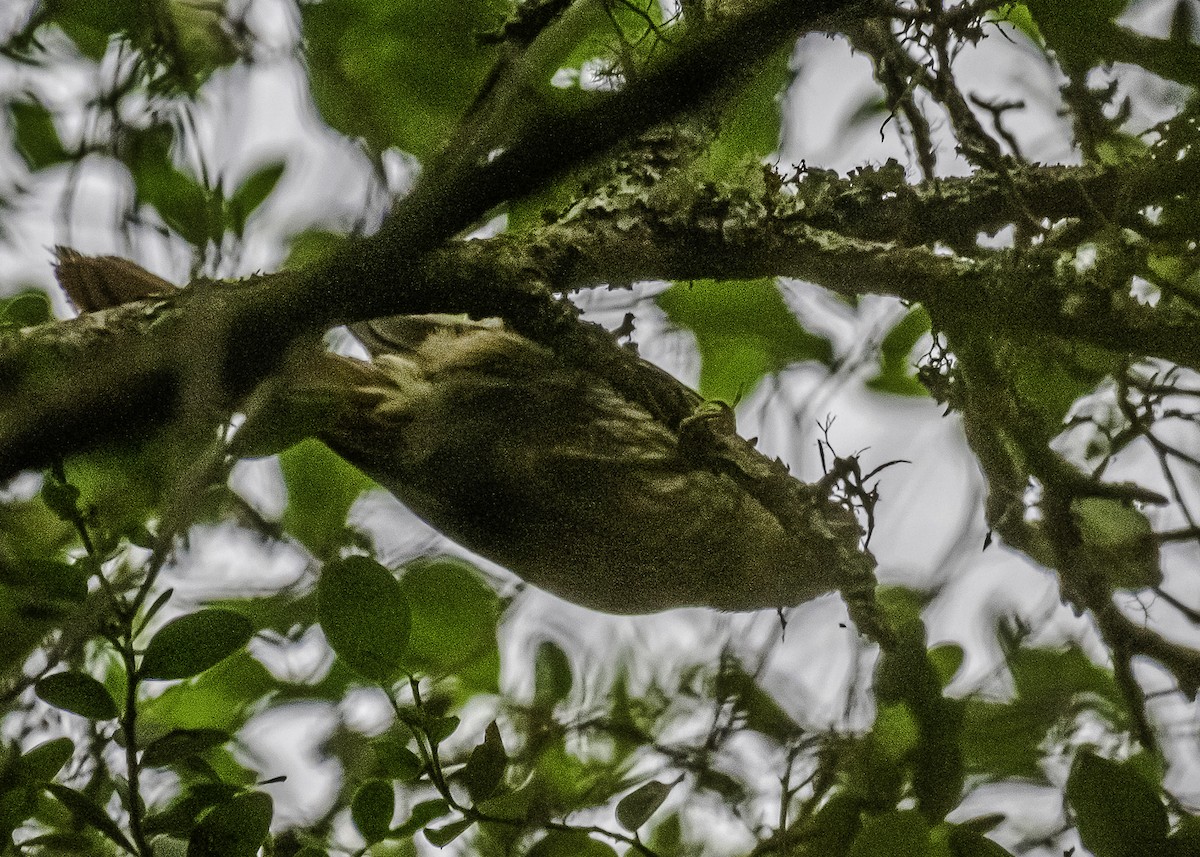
[9,100,71,172]
[141,729,232,767]
[279,438,375,558]
[227,160,286,232]
[527,831,620,857]
[392,798,452,839]
[401,557,499,691]
[424,817,474,847]
[657,278,833,403]
[372,736,423,782]
[187,792,273,857]
[45,783,137,854]
[927,644,965,689]
[351,779,395,843]
[533,640,573,708]
[0,289,53,330]
[14,738,74,783]
[318,555,410,683]
[616,780,675,832]
[35,672,119,720]
[462,722,507,803]
[141,609,255,680]
[1066,751,1168,857]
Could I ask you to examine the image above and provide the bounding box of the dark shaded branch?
[0,0,871,479]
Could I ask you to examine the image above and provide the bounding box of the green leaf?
[14,738,74,783]
[527,831,619,857]
[1147,252,1192,287]
[392,798,452,838]
[927,644,964,688]
[1023,0,1128,71]
[533,640,573,708]
[705,44,794,177]
[35,672,119,720]
[299,0,502,159]
[209,587,318,639]
[805,792,865,855]
[424,817,474,847]
[551,0,667,99]
[616,780,675,832]
[506,171,583,233]
[0,783,38,844]
[960,699,1047,781]
[843,92,892,137]
[850,810,931,857]
[38,0,235,90]
[990,3,1042,45]
[872,602,964,820]
[867,306,932,397]
[140,609,255,680]
[187,792,273,857]
[8,100,71,171]
[372,736,423,781]
[319,555,411,683]
[947,823,1016,857]
[44,783,137,855]
[284,229,346,270]
[137,651,275,736]
[400,557,500,691]
[423,715,460,744]
[1070,497,1161,589]
[39,0,140,60]
[351,779,396,844]
[47,437,180,545]
[39,474,82,524]
[714,657,799,739]
[166,0,242,83]
[141,729,232,767]
[998,336,1118,434]
[462,722,507,803]
[1066,751,1168,857]
[279,438,375,558]
[0,289,53,330]
[657,278,832,403]
[1095,133,1149,166]
[842,736,904,810]
[227,160,286,234]
[121,124,217,246]
[1006,641,1127,728]
[144,783,240,838]
[873,702,919,761]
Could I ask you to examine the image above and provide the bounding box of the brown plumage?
[319,314,849,613]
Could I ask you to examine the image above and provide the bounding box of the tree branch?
[0,0,870,478]
[6,139,1200,478]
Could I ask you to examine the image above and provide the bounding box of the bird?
[319,313,854,614]
[50,248,874,617]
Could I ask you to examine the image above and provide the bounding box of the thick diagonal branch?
[0,0,869,478]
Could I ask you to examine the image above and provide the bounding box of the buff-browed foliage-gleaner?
[53,248,883,627]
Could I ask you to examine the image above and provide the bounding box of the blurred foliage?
[702,42,796,179]
[12,0,241,92]
[658,278,833,403]
[1,0,1200,855]
[865,305,930,397]
[300,0,505,160]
